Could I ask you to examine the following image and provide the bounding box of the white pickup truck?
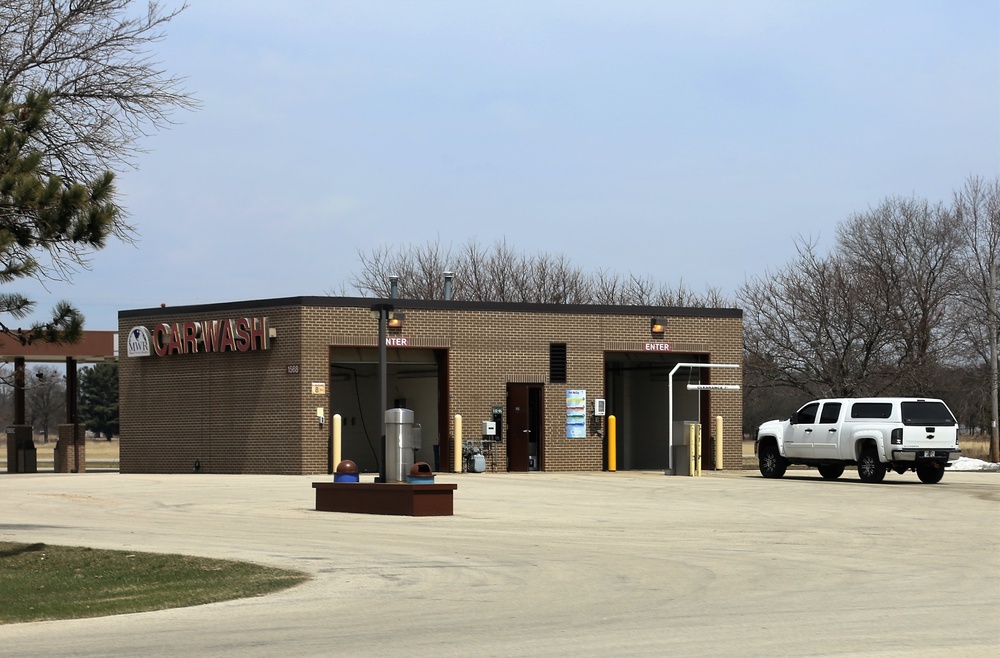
[755,397,962,484]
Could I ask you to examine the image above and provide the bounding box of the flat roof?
[118,295,743,320]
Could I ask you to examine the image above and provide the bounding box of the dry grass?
[960,434,993,461]
[82,438,119,462]
[0,438,120,470]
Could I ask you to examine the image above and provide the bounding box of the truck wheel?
[759,443,787,478]
[857,448,886,483]
[916,462,944,484]
[817,464,845,480]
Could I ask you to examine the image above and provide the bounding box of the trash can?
[385,408,421,483]
[334,460,360,483]
[406,462,435,484]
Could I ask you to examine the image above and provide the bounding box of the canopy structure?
[1,331,118,473]
[0,331,118,364]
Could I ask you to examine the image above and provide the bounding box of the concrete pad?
[1,470,998,657]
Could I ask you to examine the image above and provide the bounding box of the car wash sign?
[127,317,271,357]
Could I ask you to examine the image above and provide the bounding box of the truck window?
[850,402,892,419]
[794,402,820,424]
[900,401,957,426]
[819,402,842,424]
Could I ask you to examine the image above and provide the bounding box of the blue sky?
[17,0,1000,330]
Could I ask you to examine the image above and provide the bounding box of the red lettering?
[202,320,220,352]
[150,316,270,356]
[249,317,269,350]
[153,324,171,356]
[219,319,237,352]
[235,317,251,352]
[182,322,200,354]
[167,323,183,355]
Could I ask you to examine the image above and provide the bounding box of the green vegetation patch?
[0,542,309,624]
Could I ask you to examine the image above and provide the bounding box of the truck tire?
[817,464,845,480]
[857,447,886,483]
[916,462,944,484]
[758,443,787,478]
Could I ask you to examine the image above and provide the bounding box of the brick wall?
[119,298,742,474]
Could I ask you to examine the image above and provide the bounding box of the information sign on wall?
[566,389,587,439]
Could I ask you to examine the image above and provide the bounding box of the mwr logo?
[127,326,152,357]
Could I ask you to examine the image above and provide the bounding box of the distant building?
[118,296,742,475]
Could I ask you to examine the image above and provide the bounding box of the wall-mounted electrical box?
[594,399,606,416]
[491,406,503,442]
[482,421,496,436]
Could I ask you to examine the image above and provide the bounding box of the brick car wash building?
[118,296,742,475]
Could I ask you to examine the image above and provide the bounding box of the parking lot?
[1,469,998,657]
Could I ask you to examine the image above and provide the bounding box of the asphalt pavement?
[1,469,998,657]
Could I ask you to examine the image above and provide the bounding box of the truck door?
[785,402,820,459]
[812,402,842,460]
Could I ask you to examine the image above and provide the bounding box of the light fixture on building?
[650,318,666,334]
[387,312,405,329]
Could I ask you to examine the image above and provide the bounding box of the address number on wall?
[287,365,300,374]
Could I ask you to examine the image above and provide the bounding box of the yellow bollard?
[688,423,696,477]
[695,423,702,477]
[715,415,724,470]
[608,415,617,472]
[333,414,342,467]
[454,414,463,473]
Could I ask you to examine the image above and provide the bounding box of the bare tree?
[26,365,65,443]
[836,197,961,396]
[952,176,1000,461]
[1,1,196,195]
[739,238,901,398]
[739,185,994,440]
[741,197,961,401]
[652,279,729,308]
[1,0,194,344]
[350,243,407,298]
[347,238,727,307]
[349,238,455,299]
[0,363,11,427]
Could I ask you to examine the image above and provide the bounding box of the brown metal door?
[507,383,543,472]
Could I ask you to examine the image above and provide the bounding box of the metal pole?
[14,357,25,425]
[378,304,388,482]
[66,357,79,473]
[990,262,999,462]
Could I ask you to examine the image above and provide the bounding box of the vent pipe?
[443,271,454,301]
[389,276,399,299]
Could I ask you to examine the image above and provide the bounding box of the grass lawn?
[0,542,309,624]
